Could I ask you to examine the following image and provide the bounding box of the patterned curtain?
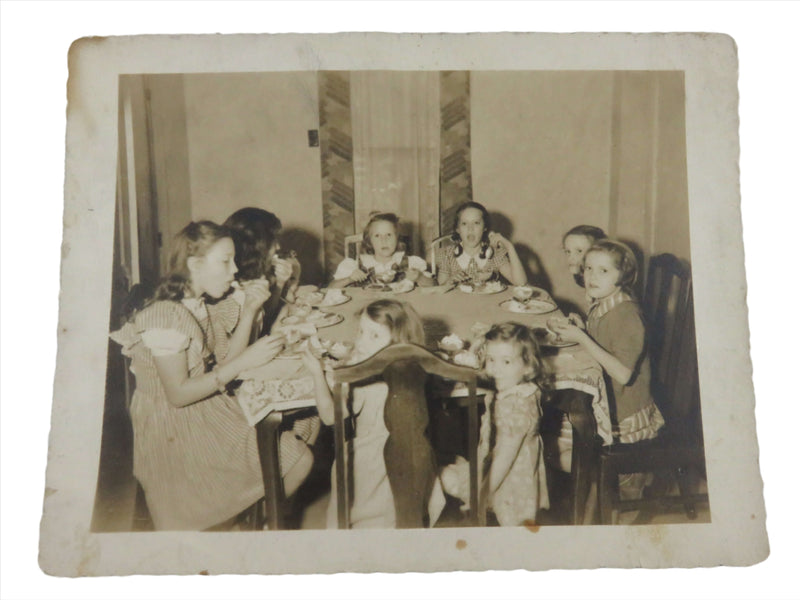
[350,71,441,258]
[318,72,356,280]
[439,71,473,237]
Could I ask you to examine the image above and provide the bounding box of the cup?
[513,286,535,302]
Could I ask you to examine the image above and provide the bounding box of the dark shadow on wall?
[281,227,325,286]
[489,211,552,292]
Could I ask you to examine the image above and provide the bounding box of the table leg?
[467,398,484,526]
[255,412,286,530]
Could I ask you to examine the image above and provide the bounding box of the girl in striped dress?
[110,221,312,530]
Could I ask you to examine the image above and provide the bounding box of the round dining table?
[241,283,613,528]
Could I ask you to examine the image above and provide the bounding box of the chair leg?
[675,466,698,520]
[598,459,618,525]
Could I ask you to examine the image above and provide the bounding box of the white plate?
[531,327,578,348]
[500,298,558,315]
[458,282,507,295]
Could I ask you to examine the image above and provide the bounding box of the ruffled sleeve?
[407,254,429,273]
[109,321,141,357]
[140,328,190,357]
[333,258,359,281]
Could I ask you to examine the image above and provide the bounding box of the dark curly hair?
[223,207,282,281]
[451,201,493,260]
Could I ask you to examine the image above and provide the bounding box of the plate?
[364,280,414,293]
[499,298,558,315]
[280,311,344,329]
[314,294,351,308]
[531,327,578,348]
[458,281,507,295]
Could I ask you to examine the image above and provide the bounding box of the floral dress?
[110,293,267,530]
[442,382,549,526]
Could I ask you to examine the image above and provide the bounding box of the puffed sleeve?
[407,255,429,273]
[140,328,190,357]
[492,243,510,268]
[494,389,539,439]
[332,258,358,281]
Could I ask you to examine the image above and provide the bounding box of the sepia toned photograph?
[39,32,767,576]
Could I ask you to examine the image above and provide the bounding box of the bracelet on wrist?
[212,366,226,394]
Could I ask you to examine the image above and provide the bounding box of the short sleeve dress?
[586,290,665,443]
[333,251,428,283]
[110,294,265,530]
[442,382,549,526]
[437,245,510,285]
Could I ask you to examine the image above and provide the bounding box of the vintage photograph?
[40,33,766,575]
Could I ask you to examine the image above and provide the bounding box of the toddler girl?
[548,239,665,499]
[303,299,443,528]
[437,202,527,287]
[330,212,433,288]
[562,225,606,288]
[110,221,314,530]
[441,322,550,526]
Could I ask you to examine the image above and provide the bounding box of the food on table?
[452,351,479,368]
[459,280,505,294]
[513,286,536,301]
[502,298,556,314]
[388,279,414,293]
[299,291,325,305]
[546,315,570,333]
[376,270,397,284]
[439,333,465,352]
[320,288,348,306]
[295,285,319,297]
[328,341,353,360]
[288,303,313,318]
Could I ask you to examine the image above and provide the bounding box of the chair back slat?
[330,342,480,528]
[643,254,698,427]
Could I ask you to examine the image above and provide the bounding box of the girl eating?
[110,221,314,530]
[548,239,665,499]
[441,322,550,526]
[436,202,527,287]
[330,212,433,288]
[303,299,442,528]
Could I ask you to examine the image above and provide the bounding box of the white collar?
[455,250,487,270]
[361,251,405,268]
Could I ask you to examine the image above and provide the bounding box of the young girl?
[436,202,527,287]
[330,212,433,288]
[562,225,606,288]
[441,322,550,526]
[110,221,314,530]
[224,207,301,338]
[303,299,442,528]
[548,239,665,498]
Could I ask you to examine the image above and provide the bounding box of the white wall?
[182,72,325,283]
[471,71,690,309]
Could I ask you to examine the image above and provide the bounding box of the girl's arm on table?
[551,323,633,385]
[154,334,285,408]
[302,349,335,425]
[489,232,527,286]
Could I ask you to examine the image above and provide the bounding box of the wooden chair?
[344,234,363,261]
[598,254,708,524]
[428,235,456,279]
[330,343,484,528]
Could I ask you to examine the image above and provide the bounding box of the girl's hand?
[272,257,294,287]
[405,268,421,283]
[349,268,368,284]
[238,333,285,371]
[487,231,512,251]
[242,279,272,314]
[567,313,586,330]
[548,320,585,344]
[301,346,325,376]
